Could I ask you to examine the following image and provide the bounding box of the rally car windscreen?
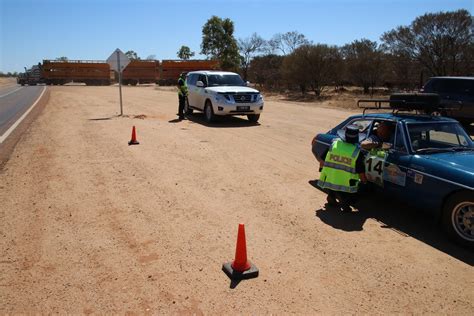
[407,122,473,152]
[208,75,245,86]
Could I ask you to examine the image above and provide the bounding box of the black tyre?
[442,191,474,247]
[247,114,260,123]
[204,100,215,123]
[184,98,193,115]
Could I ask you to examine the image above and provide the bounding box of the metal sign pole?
[117,50,123,116]
[107,48,129,116]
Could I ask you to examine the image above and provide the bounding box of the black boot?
[341,205,353,213]
[326,194,338,206]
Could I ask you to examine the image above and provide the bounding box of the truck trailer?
[121,60,160,85]
[42,60,111,85]
[17,59,221,86]
[159,60,220,85]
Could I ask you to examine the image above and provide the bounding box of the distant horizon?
[1,0,472,73]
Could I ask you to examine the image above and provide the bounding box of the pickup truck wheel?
[442,191,474,247]
[247,114,260,123]
[204,101,215,123]
[184,99,193,115]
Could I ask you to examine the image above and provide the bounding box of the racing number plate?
[237,106,250,111]
[365,151,407,187]
[365,153,386,187]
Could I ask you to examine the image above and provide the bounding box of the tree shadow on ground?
[88,116,118,121]
[280,93,331,103]
[310,181,474,265]
[184,113,260,128]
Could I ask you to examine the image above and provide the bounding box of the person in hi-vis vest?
[318,125,367,212]
[177,72,188,120]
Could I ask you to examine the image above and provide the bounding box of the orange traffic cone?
[222,224,259,280]
[128,126,140,145]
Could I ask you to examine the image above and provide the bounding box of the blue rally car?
[312,97,474,247]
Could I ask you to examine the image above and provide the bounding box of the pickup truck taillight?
[311,134,319,146]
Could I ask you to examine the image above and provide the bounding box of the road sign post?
[107,49,130,116]
[117,50,123,116]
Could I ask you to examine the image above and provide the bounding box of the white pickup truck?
[185,71,264,123]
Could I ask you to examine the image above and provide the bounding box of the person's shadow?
[309,180,474,265]
[315,205,368,232]
[168,118,183,123]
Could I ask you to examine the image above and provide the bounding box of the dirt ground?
[0,77,16,87]
[1,85,473,314]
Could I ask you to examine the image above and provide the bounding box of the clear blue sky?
[1,0,472,73]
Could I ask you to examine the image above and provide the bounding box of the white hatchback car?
[185,71,264,123]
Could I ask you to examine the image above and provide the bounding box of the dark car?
[421,76,474,127]
[312,107,474,247]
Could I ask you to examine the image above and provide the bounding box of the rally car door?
[364,122,412,198]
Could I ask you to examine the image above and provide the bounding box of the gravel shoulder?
[0,85,472,313]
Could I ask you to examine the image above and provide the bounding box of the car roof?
[187,70,239,76]
[349,112,459,124]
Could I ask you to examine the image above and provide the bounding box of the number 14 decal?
[366,158,383,175]
[365,155,386,187]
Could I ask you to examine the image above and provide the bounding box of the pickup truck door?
[195,74,208,110]
[186,74,197,107]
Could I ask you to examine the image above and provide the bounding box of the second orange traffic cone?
[128,126,140,145]
[222,224,259,280]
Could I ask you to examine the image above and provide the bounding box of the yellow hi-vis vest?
[178,77,188,96]
[317,139,361,193]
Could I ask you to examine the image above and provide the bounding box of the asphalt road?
[0,85,46,140]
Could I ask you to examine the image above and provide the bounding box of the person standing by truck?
[177,72,188,120]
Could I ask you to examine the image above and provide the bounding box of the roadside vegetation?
[181,10,471,98]
[0,71,19,77]
[9,9,472,101]
[238,10,473,96]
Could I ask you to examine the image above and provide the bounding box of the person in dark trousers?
[177,72,188,120]
[317,125,367,212]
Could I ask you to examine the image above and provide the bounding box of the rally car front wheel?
[442,191,474,248]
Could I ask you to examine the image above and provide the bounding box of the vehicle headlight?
[255,94,263,102]
[215,94,231,102]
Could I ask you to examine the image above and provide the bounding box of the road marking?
[0,86,47,144]
[0,87,23,98]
